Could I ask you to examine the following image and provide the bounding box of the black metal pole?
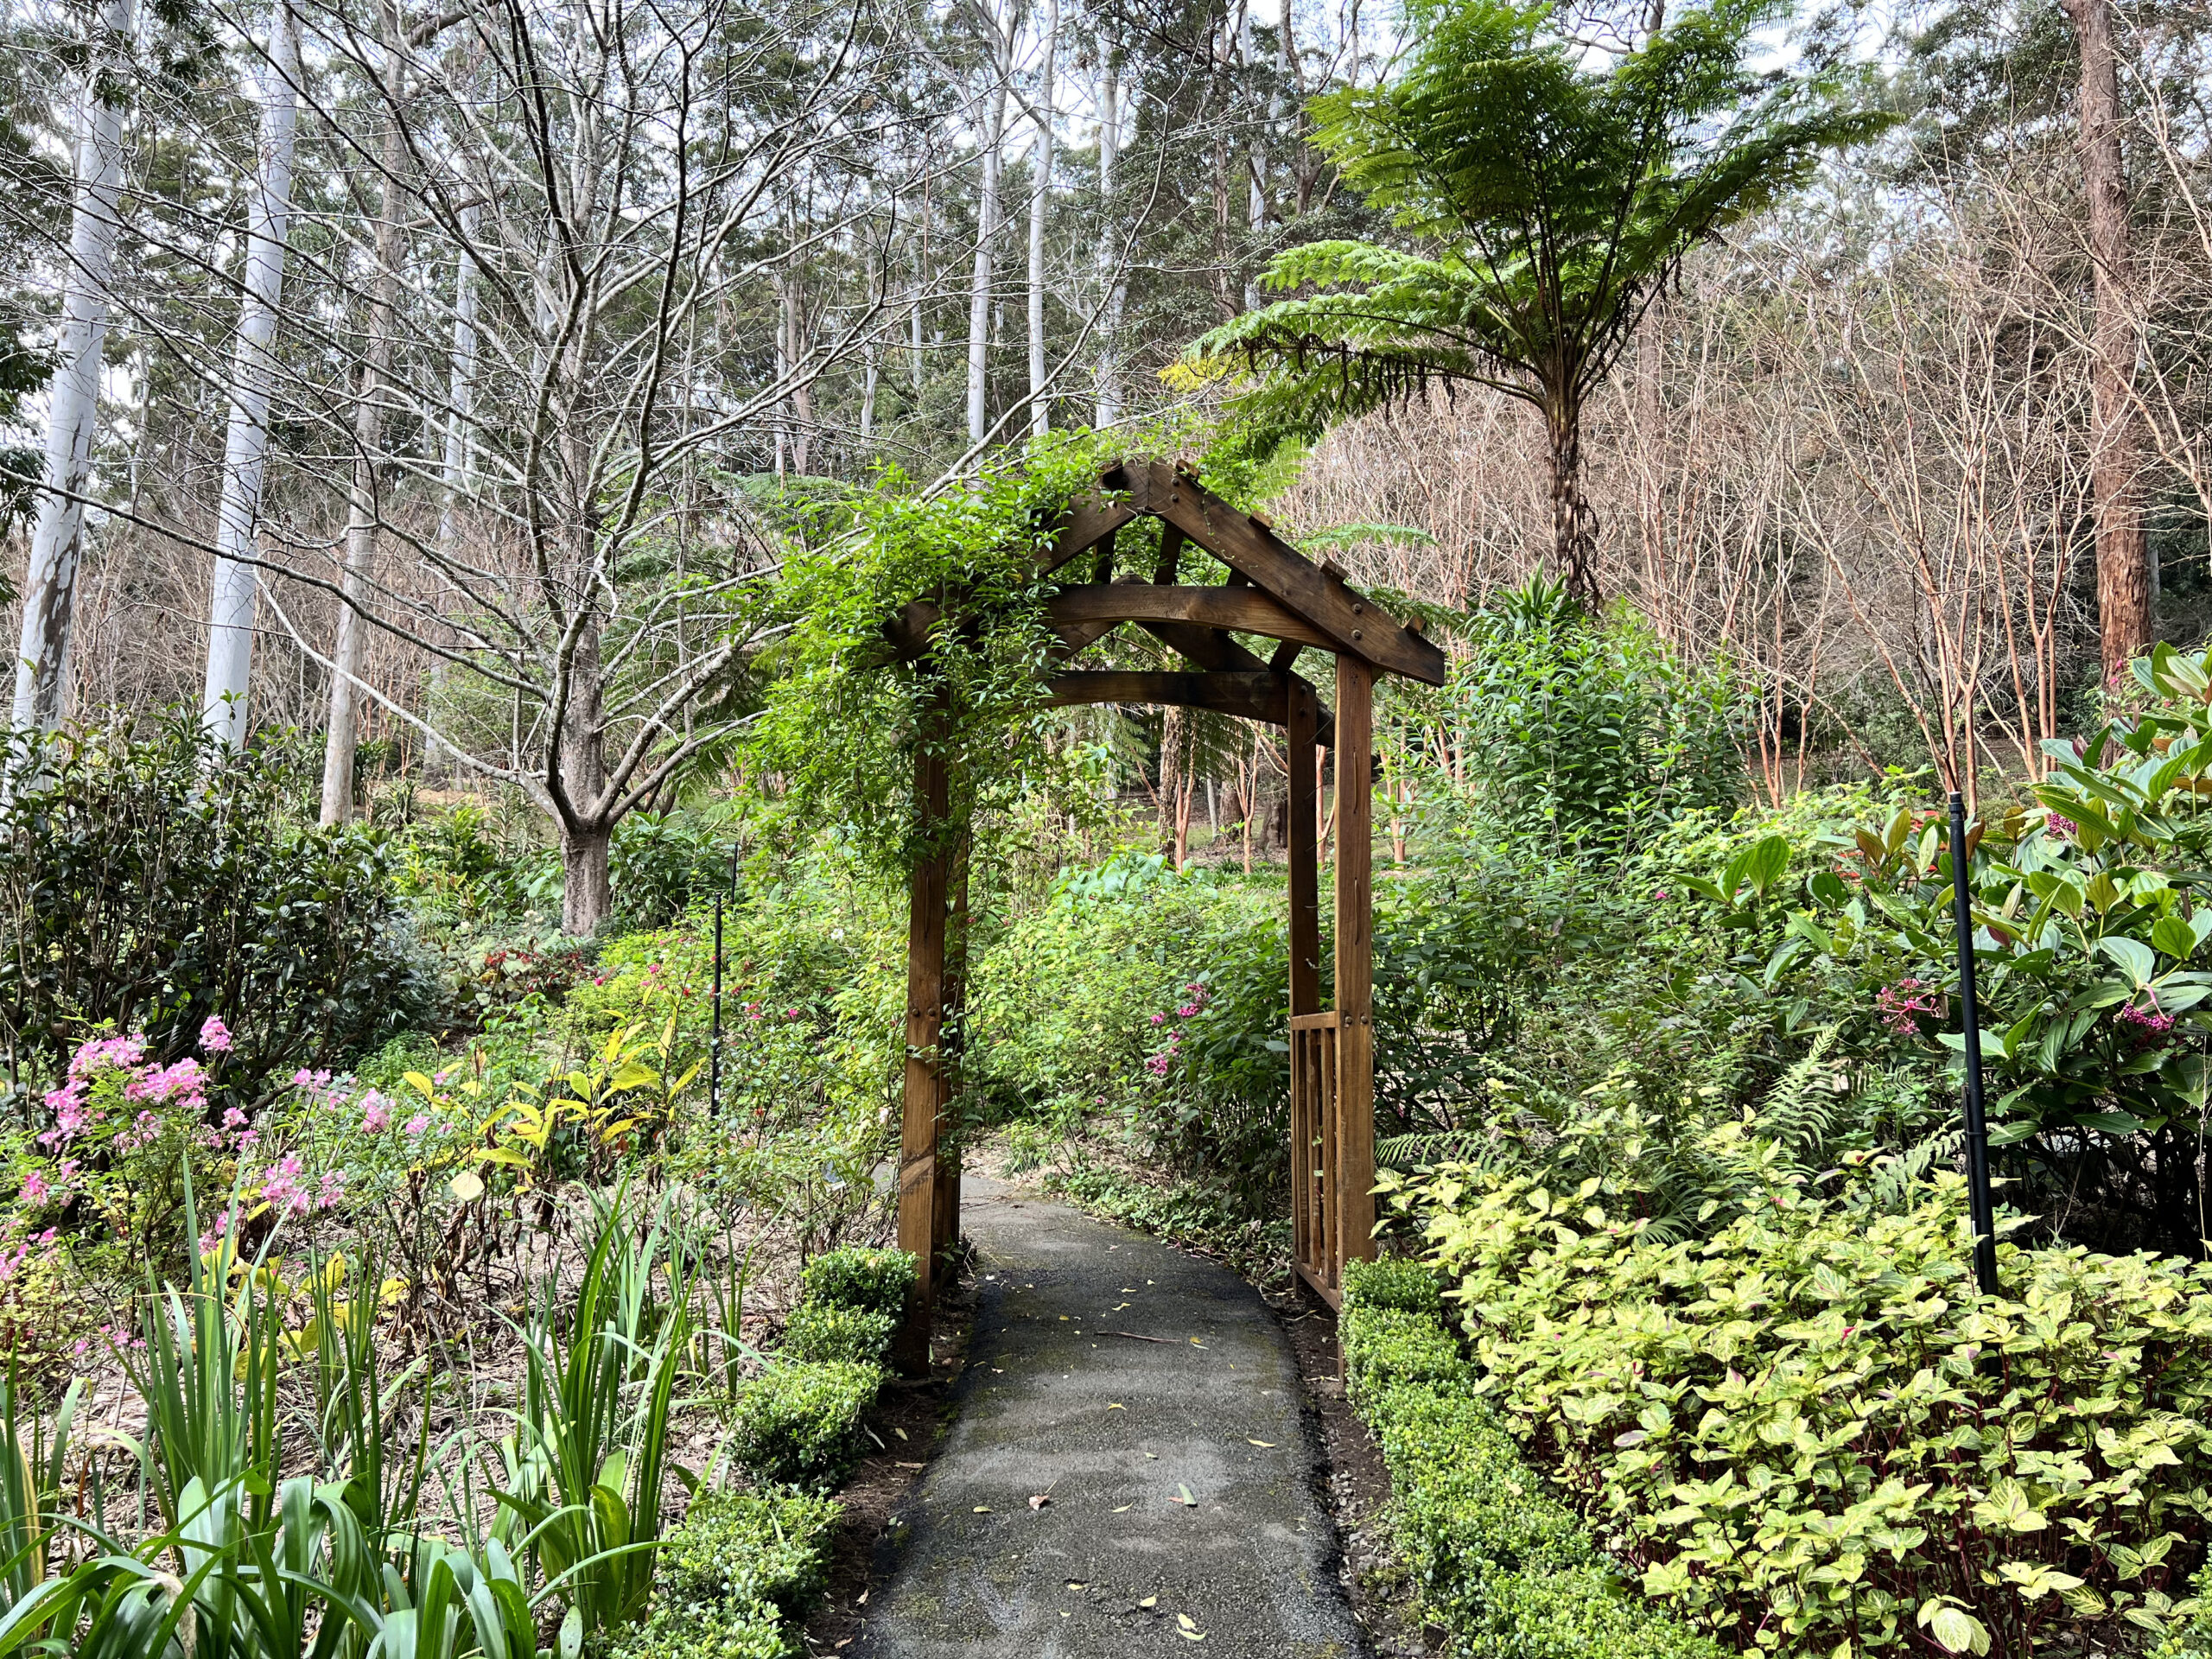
[710,892,723,1116]
[1949,790,1999,1294]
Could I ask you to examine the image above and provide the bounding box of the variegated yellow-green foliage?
[1388,1160,2212,1657]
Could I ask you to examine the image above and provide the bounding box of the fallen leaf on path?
[1179,1613,1207,1641]
[1138,1596,1157,1609]
[1067,1582,1086,1591]
[1247,1439,1275,1447]
[1107,1403,1124,1410]
[893,1427,908,1440]
[1171,1484,1197,1506]
[1111,1504,1131,1513]
[1029,1494,1051,1510]
[973,1506,991,1513]
[896,1460,925,1468]
[1189,1338,1205,1348]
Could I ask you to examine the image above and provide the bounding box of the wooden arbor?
[891,459,1448,1363]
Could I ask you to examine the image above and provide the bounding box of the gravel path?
[850,1175,1367,1659]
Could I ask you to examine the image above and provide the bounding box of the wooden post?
[1333,656,1376,1274]
[894,740,950,1374]
[1286,677,1321,1019]
[933,836,970,1269]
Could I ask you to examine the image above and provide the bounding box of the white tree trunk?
[861,343,878,439]
[1027,0,1057,437]
[1093,55,1122,429]
[201,0,301,750]
[318,28,406,822]
[12,0,137,734]
[437,204,481,555]
[966,7,1010,446]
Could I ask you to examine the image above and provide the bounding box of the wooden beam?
[1042,670,1304,728]
[893,735,950,1375]
[1125,461,1451,686]
[1043,584,1337,652]
[1332,657,1378,1276]
[1153,524,1185,586]
[1287,677,1321,1019]
[1039,489,1139,575]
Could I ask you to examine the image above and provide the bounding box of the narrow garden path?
[852,1175,1367,1659]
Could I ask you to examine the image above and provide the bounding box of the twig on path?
[1104,1331,1171,1343]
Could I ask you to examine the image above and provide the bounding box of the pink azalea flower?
[404,1113,430,1138]
[199,1016,233,1053]
[360,1092,391,1134]
[20,1169,48,1205]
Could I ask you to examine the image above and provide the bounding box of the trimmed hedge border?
[1338,1257,1728,1659]
[728,1246,918,1490]
[613,1489,842,1659]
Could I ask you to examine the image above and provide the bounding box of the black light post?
[1948,790,1999,1294]
[709,890,723,1115]
[710,846,738,1116]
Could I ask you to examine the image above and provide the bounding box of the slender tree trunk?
[13,0,137,734]
[861,338,878,439]
[436,202,481,556]
[321,32,406,822]
[911,270,926,391]
[1027,0,1057,436]
[1243,4,1265,312]
[200,0,302,750]
[967,10,1010,446]
[559,617,613,935]
[1093,55,1122,428]
[787,275,814,472]
[2063,0,2150,677]
[1547,393,1599,608]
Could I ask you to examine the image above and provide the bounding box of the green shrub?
[1341,1256,1440,1315]
[1344,1299,1722,1659]
[780,1302,897,1369]
[1446,575,1742,857]
[659,1489,841,1618]
[1399,1160,2212,1657]
[0,709,429,1103]
[2156,1565,2212,1659]
[798,1247,916,1319]
[1339,1306,1470,1411]
[608,1603,785,1659]
[728,1360,880,1489]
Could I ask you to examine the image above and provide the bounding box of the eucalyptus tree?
[200,0,301,752]
[13,0,139,734]
[1195,0,1891,607]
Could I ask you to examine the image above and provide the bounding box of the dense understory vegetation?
[7,523,2212,1657]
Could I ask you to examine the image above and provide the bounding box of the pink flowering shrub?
[16,1025,276,1268]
